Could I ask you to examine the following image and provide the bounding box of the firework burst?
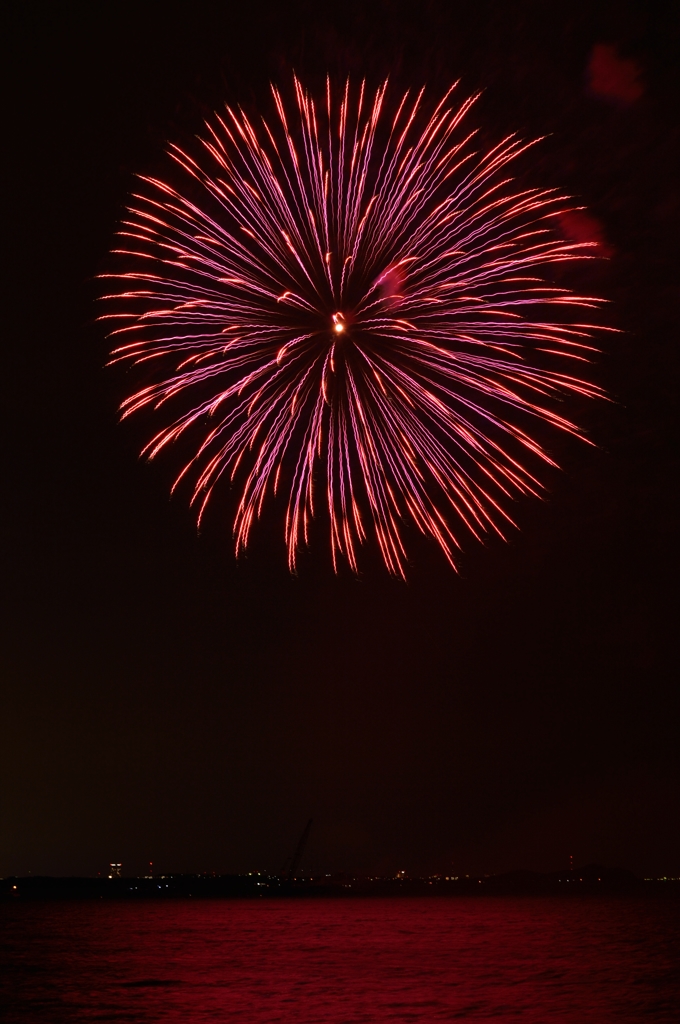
[101,77,608,576]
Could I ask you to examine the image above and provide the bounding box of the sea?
[2,896,679,1022]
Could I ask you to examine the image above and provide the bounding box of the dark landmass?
[3,867,678,901]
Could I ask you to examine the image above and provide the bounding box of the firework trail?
[102,77,608,576]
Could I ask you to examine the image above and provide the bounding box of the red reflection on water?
[2,897,679,1022]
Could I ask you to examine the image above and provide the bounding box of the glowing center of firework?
[332,313,346,333]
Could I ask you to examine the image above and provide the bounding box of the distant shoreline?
[3,867,679,901]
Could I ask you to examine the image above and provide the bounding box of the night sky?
[4,1,678,880]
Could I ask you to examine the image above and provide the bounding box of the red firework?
[101,77,610,576]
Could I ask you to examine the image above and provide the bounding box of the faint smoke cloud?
[587,43,644,105]
[376,265,406,308]
[558,210,613,259]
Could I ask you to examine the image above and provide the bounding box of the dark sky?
[3,0,678,879]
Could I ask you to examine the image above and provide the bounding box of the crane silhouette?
[283,819,313,880]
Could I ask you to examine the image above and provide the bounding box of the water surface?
[2,897,679,1021]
